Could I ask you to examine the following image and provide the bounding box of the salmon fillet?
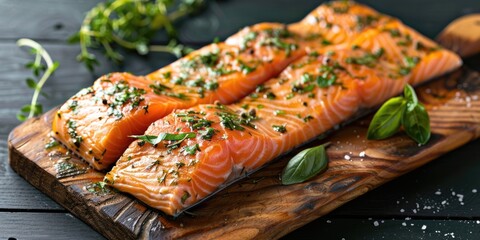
[105,24,461,215]
[53,1,386,170]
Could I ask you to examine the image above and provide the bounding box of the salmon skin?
[53,1,387,170]
[105,22,461,215]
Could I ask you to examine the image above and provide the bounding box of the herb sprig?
[17,38,60,121]
[367,84,431,145]
[70,0,205,71]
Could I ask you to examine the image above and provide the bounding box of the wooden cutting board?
[7,65,480,239]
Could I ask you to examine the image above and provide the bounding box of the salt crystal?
[457,194,464,202]
[472,189,477,193]
[421,225,427,230]
[413,209,417,214]
[435,190,442,195]
[402,222,407,226]
[400,209,405,213]
[344,155,351,160]
[326,220,332,223]
[373,221,379,227]
[359,151,366,157]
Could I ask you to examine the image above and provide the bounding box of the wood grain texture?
[7,66,480,239]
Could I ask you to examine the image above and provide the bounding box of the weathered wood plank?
[7,66,480,239]
[330,138,480,218]
[0,212,104,240]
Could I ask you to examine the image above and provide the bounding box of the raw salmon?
[105,35,461,215]
[289,0,396,50]
[53,1,386,170]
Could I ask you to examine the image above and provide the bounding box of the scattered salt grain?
[435,190,442,195]
[472,189,477,193]
[359,151,366,157]
[400,209,405,213]
[344,155,351,160]
[326,220,332,223]
[421,225,427,230]
[402,222,407,226]
[373,221,379,227]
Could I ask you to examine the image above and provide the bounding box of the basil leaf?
[367,97,406,140]
[403,84,418,109]
[131,132,196,145]
[403,103,430,145]
[281,144,329,185]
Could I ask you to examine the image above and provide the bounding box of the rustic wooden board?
[7,66,480,239]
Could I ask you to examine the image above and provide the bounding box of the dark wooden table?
[1,0,480,239]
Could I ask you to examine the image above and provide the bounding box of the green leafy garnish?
[402,85,430,144]
[281,143,329,185]
[345,48,384,68]
[367,96,406,140]
[131,132,196,145]
[16,39,59,121]
[70,0,205,71]
[182,144,200,155]
[367,84,431,145]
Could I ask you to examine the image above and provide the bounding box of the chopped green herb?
[272,124,287,133]
[199,127,216,140]
[274,110,286,116]
[131,132,196,146]
[181,191,191,204]
[45,139,60,149]
[86,181,111,195]
[182,144,200,155]
[67,120,82,148]
[345,48,384,67]
[239,60,256,74]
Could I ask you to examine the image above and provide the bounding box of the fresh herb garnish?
[398,56,420,76]
[367,96,406,140]
[67,120,83,148]
[216,103,256,130]
[402,85,431,144]
[181,191,191,204]
[45,139,60,149]
[131,132,196,146]
[272,124,287,133]
[199,127,216,140]
[70,0,204,71]
[281,143,329,185]
[104,81,146,119]
[86,181,111,195]
[345,48,384,67]
[367,84,430,145]
[238,60,256,74]
[182,144,200,155]
[17,39,60,121]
